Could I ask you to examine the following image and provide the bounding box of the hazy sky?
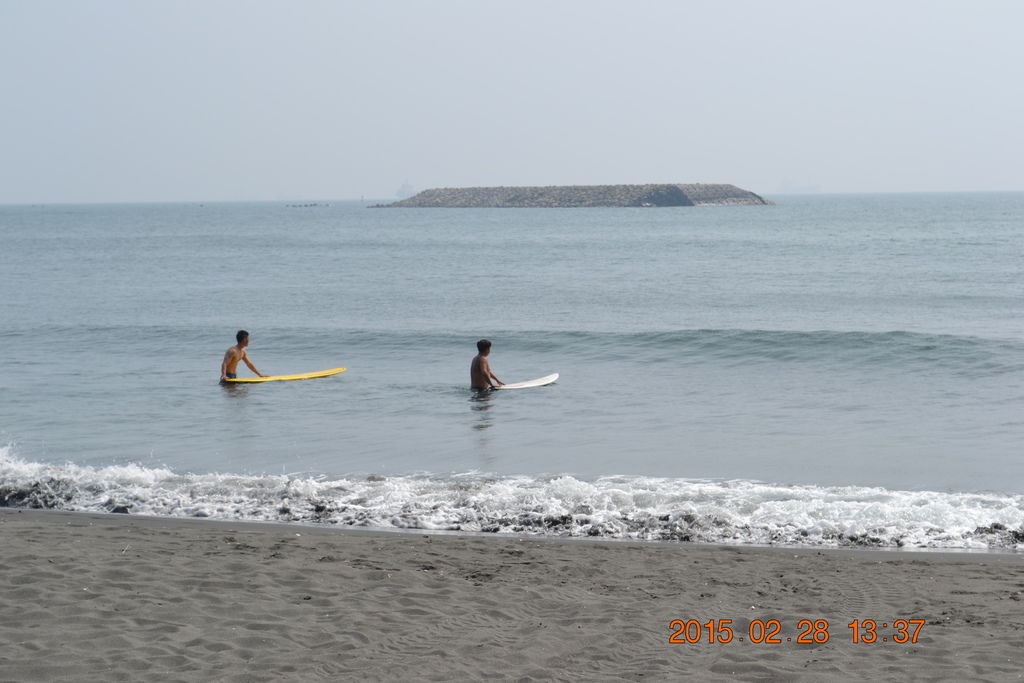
[2,0,1023,203]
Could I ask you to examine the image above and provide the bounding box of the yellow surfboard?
[224,367,347,383]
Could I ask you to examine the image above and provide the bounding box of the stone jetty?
[379,183,771,208]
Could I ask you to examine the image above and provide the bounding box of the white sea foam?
[1,447,1021,549]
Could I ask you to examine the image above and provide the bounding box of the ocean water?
[2,194,1022,549]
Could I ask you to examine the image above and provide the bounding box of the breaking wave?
[2,446,1021,550]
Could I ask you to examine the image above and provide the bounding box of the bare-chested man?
[470,339,504,390]
[220,330,267,382]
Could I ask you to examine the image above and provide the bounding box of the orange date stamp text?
[667,619,925,644]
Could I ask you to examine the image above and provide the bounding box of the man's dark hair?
[477,339,492,353]
[236,330,249,344]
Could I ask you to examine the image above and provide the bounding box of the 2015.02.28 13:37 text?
[668,619,925,644]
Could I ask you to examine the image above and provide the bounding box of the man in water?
[470,339,504,390]
[220,330,267,382]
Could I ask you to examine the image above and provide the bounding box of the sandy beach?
[1,509,1021,682]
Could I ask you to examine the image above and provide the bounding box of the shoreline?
[3,508,1022,681]
[5,447,1021,550]
[44,508,1024,558]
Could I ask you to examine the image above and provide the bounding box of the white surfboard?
[495,373,559,390]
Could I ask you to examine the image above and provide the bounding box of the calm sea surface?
[2,194,1022,548]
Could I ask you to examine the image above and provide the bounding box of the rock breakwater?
[379,183,770,208]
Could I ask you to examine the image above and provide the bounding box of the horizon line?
[3,188,1024,207]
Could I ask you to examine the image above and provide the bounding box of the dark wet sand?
[1,509,1022,681]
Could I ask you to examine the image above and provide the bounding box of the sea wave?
[2,446,1021,550]
[6,324,1019,376]
[515,328,1024,375]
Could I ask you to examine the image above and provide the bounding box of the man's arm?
[482,358,503,386]
[241,350,267,377]
[220,349,234,381]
